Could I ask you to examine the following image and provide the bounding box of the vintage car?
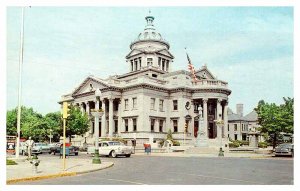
[88,141,133,158]
[50,143,79,156]
[274,143,294,157]
[32,143,51,154]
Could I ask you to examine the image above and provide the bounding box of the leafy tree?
[6,108,17,136]
[66,105,89,143]
[6,106,46,141]
[255,97,294,149]
[44,112,62,142]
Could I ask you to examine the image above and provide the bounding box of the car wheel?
[110,150,117,158]
[75,152,78,156]
[125,154,131,158]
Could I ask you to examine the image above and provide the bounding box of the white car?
[88,141,133,158]
[32,143,51,154]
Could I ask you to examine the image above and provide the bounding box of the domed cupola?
[126,12,174,73]
[130,13,170,49]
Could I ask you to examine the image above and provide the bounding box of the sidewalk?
[134,151,273,158]
[6,156,114,184]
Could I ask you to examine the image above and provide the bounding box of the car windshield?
[278,144,292,148]
[108,142,123,146]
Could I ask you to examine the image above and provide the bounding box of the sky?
[6,7,293,115]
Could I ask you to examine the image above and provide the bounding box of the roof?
[227,109,258,122]
[243,110,258,122]
[228,113,244,121]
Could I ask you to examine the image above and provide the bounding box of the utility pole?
[16,7,25,159]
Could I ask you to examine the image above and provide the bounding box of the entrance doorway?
[194,121,199,137]
[208,123,214,139]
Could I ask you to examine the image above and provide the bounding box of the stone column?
[101,99,106,137]
[86,102,92,135]
[80,103,84,114]
[86,101,90,115]
[216,99,222,139]
[118,99,122,135]
[223,101,228,139]
[108,98,114,137]
[203,98,208,138]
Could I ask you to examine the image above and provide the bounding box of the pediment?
[72,76,109,96]
[157,49,174,59]
[126,49,143,58]
[195,67,215,80]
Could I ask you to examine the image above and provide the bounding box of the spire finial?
[145,10,154,27]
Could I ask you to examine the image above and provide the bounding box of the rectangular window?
[234,124,237,131]
[159,120,163,132]
[228,124,229,132]
[173,100,178,110]
[159,99,164,111]
[147,58,153,66]
[151,119,155,132]
[234,134,238,140]
[132,98,137,109]
[133,118,137,131]
[173,120,178,132]
[114,120,118,133]
[125,119,128,132]
[124,99,129,110]
[150,98,155,110]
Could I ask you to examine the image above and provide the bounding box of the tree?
[255,97,294,149]
[66,105,89,143]
[6,106,46,141]
[44,112,62,142]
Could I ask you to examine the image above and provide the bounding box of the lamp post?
[91,89,104,164]
[49,129,53,144]
[215,114,224,157]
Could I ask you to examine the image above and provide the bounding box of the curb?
[6,162,114,184]
[76,162,114,174]
[6,172,76,184]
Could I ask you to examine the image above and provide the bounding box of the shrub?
[240,140,249,146]
[6,159,17,165]
[258,142,268,148]
[229,142,240,148]
[172,140,180,146]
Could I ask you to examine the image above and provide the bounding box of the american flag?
[186,52,199,82]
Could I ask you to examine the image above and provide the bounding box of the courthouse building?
[60,14,232,147]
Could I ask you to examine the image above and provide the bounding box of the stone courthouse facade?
[60,14,231,147]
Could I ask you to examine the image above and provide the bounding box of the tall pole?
[16,7,25,159]
[62,118,66,170]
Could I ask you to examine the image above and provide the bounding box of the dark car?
[50,144,79,156]
[274,143,293,157]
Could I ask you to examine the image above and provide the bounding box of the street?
[14,153,293,185]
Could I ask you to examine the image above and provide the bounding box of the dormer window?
[147,58,153,66]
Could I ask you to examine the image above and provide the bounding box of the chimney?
[236,104,243,117]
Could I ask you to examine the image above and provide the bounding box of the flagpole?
[16,7,25,159]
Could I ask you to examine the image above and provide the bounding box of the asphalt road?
[16,154,293,185]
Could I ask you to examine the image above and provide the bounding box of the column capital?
[86,101,90,106]
[224,100,229,106]
[217,98,222,103]
[203,98,208,103]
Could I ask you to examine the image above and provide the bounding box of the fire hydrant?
[30,154,40,173]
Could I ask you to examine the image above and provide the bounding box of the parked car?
[32,143,51,154]
[51,144,79,156]
[88,141,133,158]
[274,143,293,157]
[49,143,62,154]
